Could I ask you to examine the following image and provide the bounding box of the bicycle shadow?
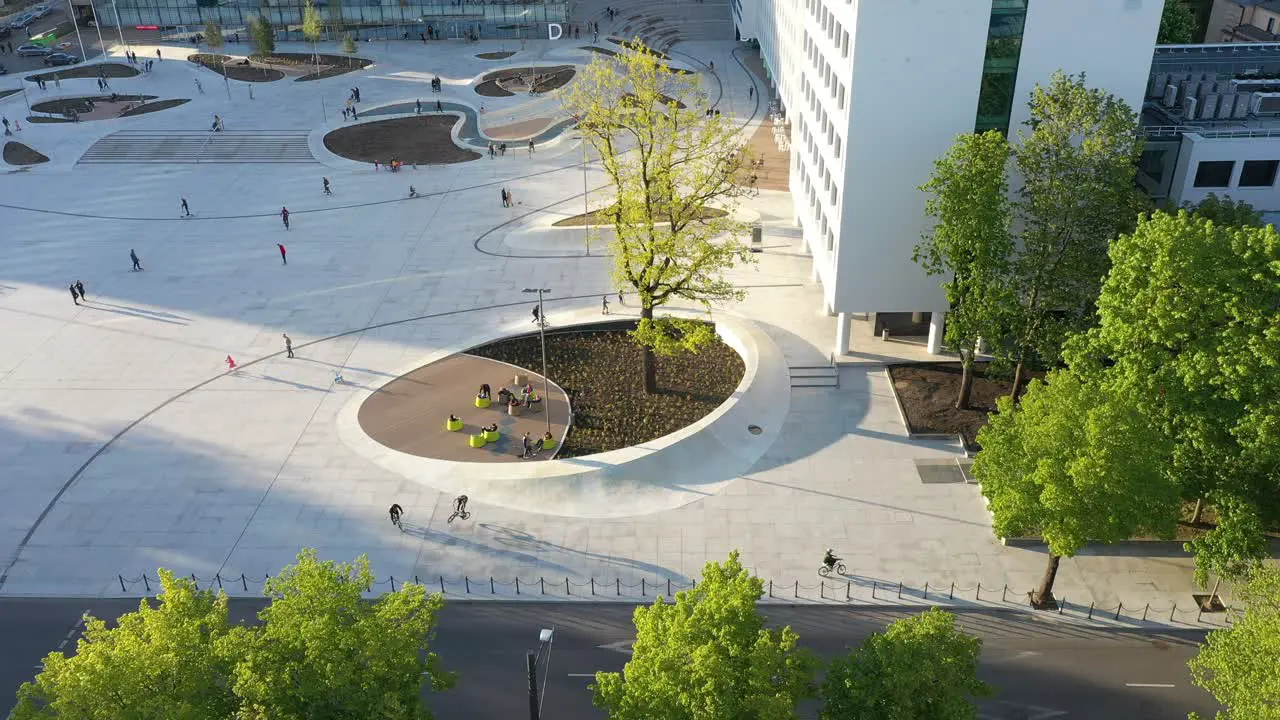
[400,522,578,576]
[478,523,688,583]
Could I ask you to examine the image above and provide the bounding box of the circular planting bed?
[468,319,744,457]
[553,205,725,227]
[119,98,191,117]
[477,51,516,60]
[475,65,576,97]
[323,115,481,164]
[188,54,284,82]
[3,141,49,165]
[32,94,154,115]
[25,62,139,83]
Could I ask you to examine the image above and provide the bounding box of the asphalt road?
[0,599,1221,719]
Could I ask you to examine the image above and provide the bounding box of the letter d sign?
[548,22,563,40]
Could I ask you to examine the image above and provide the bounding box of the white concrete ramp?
[78,131,316,164]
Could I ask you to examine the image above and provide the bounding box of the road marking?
[567,673,597,678]
[596,640,633,654]
[1125,683,1176,688]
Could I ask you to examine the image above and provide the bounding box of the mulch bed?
[26,62,139,83]
[0,89,19,100]
[888,362,1044,449]
[322,115,480,165]
[477,51,517,60]
[26,116,73,123]
[553,205,726,227]
[120,98,190,117]
[608,37,672,60]
[31,94,153,114]
[187,54,284,82]
[582,46,617,57]
[475,65,576,98]
[468,321,744,457]
[3,141,49,165]
[260,53,373,82]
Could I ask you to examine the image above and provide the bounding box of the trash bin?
[750,223,763,253]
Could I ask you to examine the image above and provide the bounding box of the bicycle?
[818,561,846,577]
[446,509,471,524]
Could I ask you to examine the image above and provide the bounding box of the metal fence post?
[439,576,445,594]
[872,581,877,599]
[516,577,521,595]
[390,576,396,592]
[491,576,495,594]
[1002,584,1008,602]
[1197,606,1204,623]
[897,581,902,599]
[846,581,851,601]
[1114,603,1123,620]
[241,573,247,591]
[976,582,981,599]
[118,574,126,592]
[641,578,646,596]
[216,574,223,590]
[415,576,420,585]
[1059,596,1066,614]
[819,580,825,600]
[769,579,773,598]
[667,578,672,596]
[1088,602,1095,619]
[616,578,620,596]
[794,580,799,598]
[949,582,954,600]
[591,578,596,595]
[923,582,929,600]
[1143,603,1149,621]
[1171,602,1176,622]
[142,574,151,593]
[541,577,546,595]
[465,576,470,594]
[565,577,570,595]
[191,573,198,591]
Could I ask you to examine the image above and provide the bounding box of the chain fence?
[115,572,1233,628]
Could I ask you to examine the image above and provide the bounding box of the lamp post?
[581,133,590,256]
[521,288,553,436]
[527,627,554,720]
[64,0,88,63]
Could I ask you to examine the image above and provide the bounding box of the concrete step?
[788,365,838,388]
[79,131,316,164]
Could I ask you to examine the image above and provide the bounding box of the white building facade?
[732,0,1164,356]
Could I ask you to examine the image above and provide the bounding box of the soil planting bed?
[188,54,284,82]
[323,115,480,164]
[477,51,517,60]
[553,205,725,227]
[0,90,19,100]
[583,45,617,57]
[468,321,744,457]
[26,62,139,83]
[888,362,1044,449]
[120,98,190,117]
[475,65,576,98]
[608,37,672,60]
[26,116,73,123]
[262,53,373,81]
[3,141,49,165]
[31,94,153,115]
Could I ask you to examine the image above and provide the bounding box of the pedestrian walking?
[225,355,236,370]
[194,78,203,93]
[436,99,443,112]
[521,432,533,458]
[749,86,754,98]
[531,304,540,325]
[500,187,509,208]
[322,177,331,195]
[415,98,422,114]
[130,248,142,271]
[277,242,287,264]
[528,139,535,155]
[389,503,403,529]
[156,49,161,61]
[75,281,85,301]
[283,333,294,358]
[351,106,358,120]
[618,290,624,305]
[507,188,514,206]
[69,283,80,305]
[181,197,190,216]
[602,295,610,314]
[280,207,290,230]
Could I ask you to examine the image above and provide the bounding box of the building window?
[974,0,1028,136]
[1193,160,1235,188]
[1269,17,1276,34]
[1240,159,1279,187]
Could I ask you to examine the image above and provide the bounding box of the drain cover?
[747,424,763,435]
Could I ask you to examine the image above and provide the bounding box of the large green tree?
[973,370,1181,605]
[1158,0,1197,44]
[592,551,817,719]
[13,570,237,720]
[1002,71,1147,396]
[1184,193,1264,228]
[1065,211,1280,592]
[247,14,275,57]
[1188,566,1280,720]
[562,40,755,393]
[820,608,991,720]
[916,130,1015,409]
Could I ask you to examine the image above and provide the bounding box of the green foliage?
[342,33,356,54]
[631,315,717,357]
[1158,0,1197,44]
[820,608,991,720]
[203,20,224,51]
[247,15,275,56]
[13,570,237,720]
[1184,193,1264,228]
[13,551,452,720]
[562,39,755,389]
[1188,567,1280,720]
[1184,495,1270,589]
[301,0,322,43]
[973,370,1180,558]
[592,551,817,719]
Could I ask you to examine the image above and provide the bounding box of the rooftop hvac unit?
[1200,94,1219,119]
[1234,93,1252,118]
[1163,84,1178,107]
[1150,72,1170,98]
[1217,93,1238,119]
[1184,96,1198,120]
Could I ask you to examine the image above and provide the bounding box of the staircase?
[788,364,839,388]
[79,131,315,164]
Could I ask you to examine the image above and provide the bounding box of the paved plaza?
[0,0,1220,626]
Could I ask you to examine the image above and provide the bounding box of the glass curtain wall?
[974,0,1028,135]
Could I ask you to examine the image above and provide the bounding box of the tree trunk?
[1011,358,1027,402]
[641,305,657,394]
[1032,554,1060,608]
[955,349,974,410]
[1191,497,1205,525]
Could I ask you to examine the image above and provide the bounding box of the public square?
[0,0,1216,629]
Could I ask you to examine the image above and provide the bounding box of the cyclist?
[389,503,403,529]
[823,548,840,571]
[448,494,469,523]
[322,177,331,195]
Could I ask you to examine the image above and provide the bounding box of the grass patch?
[187,54,284,82]
[553,205,726,227]
[3,141,49,165]
[25,63,139,83]
[119,98,190,117]
[468,321,744,457]
[477,51,517,60]
[323,115,480,165]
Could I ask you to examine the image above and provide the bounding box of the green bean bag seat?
[483,429,500,443]
[475,396,492,408]
[469,434,487,448]
[447,418,464,432]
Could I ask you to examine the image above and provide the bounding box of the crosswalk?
[78,131,316,164]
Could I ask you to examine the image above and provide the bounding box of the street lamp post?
[581,134,590,256]
[522,288,553,436]
[527,628,554,720]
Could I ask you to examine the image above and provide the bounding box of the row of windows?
[1193,159,1280,188]
[799,75,843,160]
[796,160,836,254]
[804,0,850,59]
[802,34,847,111]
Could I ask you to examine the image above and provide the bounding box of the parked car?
[30,4,51,18]
[43,52,78,66]
[0,64,7,75]
[15,44,50,56]
[8,13,36,29]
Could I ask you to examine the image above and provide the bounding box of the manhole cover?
[747,424,763,435]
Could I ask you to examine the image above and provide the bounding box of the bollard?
[616,578,620,596]
[491,576,496,594]
[1115,602,1122,620]
[390,576,396,592]
[142,574,151,593]
[1171,602,1176,622]
[465,577,470,594]
[191,573,198,591]
[241,573,248,591]
[415,575,420,585]
[1088,601,1095,619]
[1002,584,1008,602]
[794,580,799,598]
[667,578,672,596]
[897,581,902,599]
[566,577,570,596]
[949,582,954,600]
[516,577,521,595]
[642,579,646,597]
[846,581,851,601]
[1143,603,1149,621]
[1197,606,1203,624]
[769,580,773,598]
[439,576,445,594]
[216,574,223,590]
[924,582,929,600]
[1059,596,1066,614]
[820,580,825,600]
[976,582,981,600]
[118,574,127,593]
[872,581,877,599]
[541,577,546,595]
[591,578,596,596]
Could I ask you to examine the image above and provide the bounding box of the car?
[30,4,51,18]
[0,64,7,75]
[42,52,78,66]
[8,13,35,29]
[15,44,50,56]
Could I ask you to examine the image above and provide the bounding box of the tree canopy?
[820,608,990,720]
[561,40,754,392]
[1189,566,1280,720]
[302,1,322,44]
[592,551,816,719]
[1158,0,1198,44]
[248,15,275,56]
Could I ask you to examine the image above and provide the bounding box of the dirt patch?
[269,53,373,82]
[475,80,514,98]
[553,205,726,227]
[31,94,153,115]
[0,89,19,100]
[188,54,285,82]
[582,46,618,57]
[26,62,139,83]
[608,37,672,60]
[469,321,744,457]
[323,115,480,165]
[3,141,49,165]
[119,98,190,117]
[477,51,516,60]
[888,362,1044,449]
[476,65,576,97]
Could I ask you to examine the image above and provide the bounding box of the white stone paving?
[0,14,1220,625]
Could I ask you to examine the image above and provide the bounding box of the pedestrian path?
[78,130,316,164]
